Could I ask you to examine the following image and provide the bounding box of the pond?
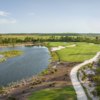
[0,46,51,86]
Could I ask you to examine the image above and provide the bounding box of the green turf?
[48,42,73,47]
[48,42,100,62]
[56,42,100,62]
[28,86,77,100]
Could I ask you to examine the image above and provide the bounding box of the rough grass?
[0,50,23,58]
[52,42,100,62]
[28,86,77,100]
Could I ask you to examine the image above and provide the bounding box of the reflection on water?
[0,46,50,86]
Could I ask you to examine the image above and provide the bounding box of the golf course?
[0,34,100,100]
[51,42,100,62]
[1,0,100,99]
[27,42,100,100]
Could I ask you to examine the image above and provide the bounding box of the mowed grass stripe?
[56,42,100,62]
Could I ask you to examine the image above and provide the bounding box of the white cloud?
[0,18,17,24]
[0,11,17,24]
[0,11,10,16]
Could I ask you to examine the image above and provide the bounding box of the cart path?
[70,52,100,100]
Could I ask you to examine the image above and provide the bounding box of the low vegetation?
[0,87,5,94]
[40,68,57,75]
[0,57,6,63]
[1,50,23,58]
[78,60,100,99]
[28,86,77,100]
[93,67,100,96]
[0,50,23,62]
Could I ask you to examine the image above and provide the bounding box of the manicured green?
[28,86,77,100]
[54,42,100,62]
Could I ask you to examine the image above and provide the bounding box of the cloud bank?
[0,18,16,24]
[0,11,10,16]
[0,10,16,24]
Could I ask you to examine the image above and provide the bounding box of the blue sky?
[0,0,100,33]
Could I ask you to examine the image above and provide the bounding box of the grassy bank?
[45,42,60,62]
[28,86,77,100]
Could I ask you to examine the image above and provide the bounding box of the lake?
[0,46,51,86]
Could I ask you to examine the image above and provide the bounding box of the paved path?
[70,52,100,100]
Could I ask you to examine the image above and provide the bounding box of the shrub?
[49,82,55,87]
[0,87,5,94]
[95,86,100,96]
[8,96,16,100]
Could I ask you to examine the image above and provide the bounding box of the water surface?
[0,46,50,86]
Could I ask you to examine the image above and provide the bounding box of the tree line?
[0,35,100,45]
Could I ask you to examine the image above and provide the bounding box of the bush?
[0,87,5,94]
[88,63,93,69]
[82,75,86,81]
[95,86,100,96]
[91,90,97,96]
[93,76,100,85]
[8,96,16,100]
[49,82,55,87]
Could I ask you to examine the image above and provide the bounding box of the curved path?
[70,52,100,100]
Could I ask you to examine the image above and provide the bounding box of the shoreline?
[0,46,56,96]
[0,44,77,99]
[0,44,79,99]
[0,45,74,87]
[0,43,34,48]
[0,61,79,100]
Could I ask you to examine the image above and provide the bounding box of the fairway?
[47,42,74,47]
[28,86,77,100]
[48,42,100,62]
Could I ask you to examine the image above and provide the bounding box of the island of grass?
[0,50,23,62]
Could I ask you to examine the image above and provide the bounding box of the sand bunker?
[51,44,76,51]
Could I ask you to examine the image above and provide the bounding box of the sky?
[0,0,100,33]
